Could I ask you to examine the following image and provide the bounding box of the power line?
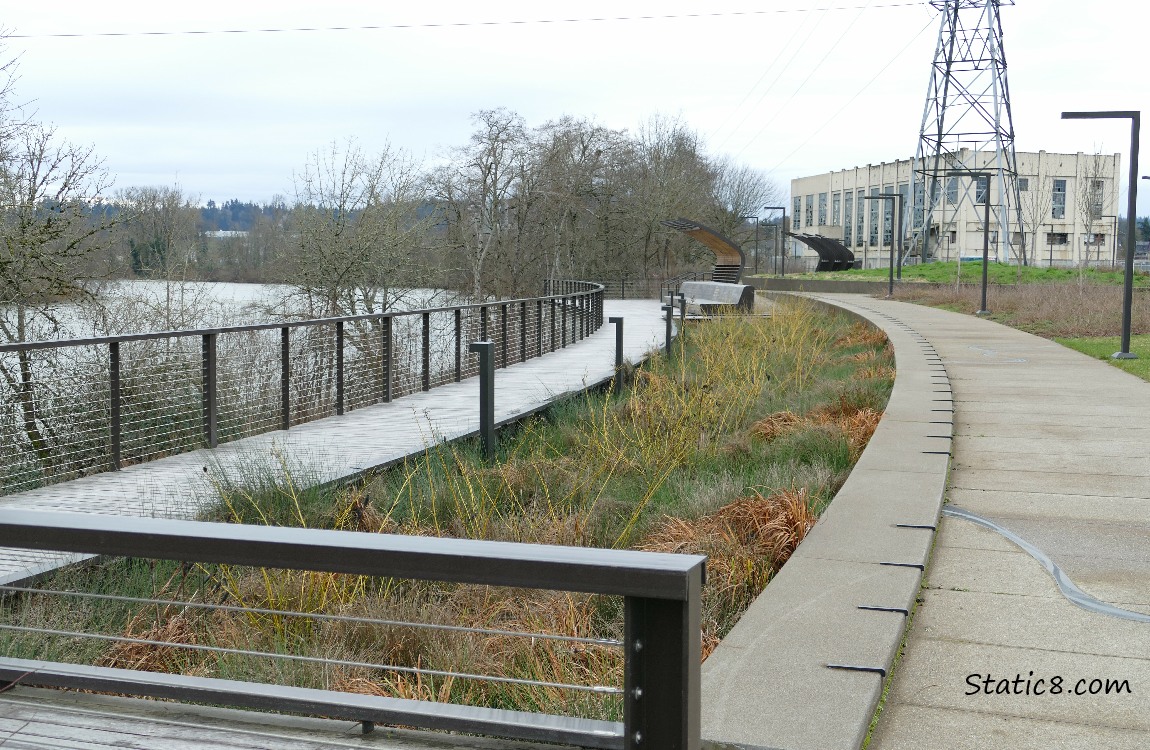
[763,12,940,177]
[710,0,832,150]
[9,3,930,39]
[732,0,878,160]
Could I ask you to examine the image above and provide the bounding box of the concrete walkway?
[819,295,1150,750]
[0,299,668,586]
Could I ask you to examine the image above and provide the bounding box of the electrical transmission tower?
[909,0,1024,264]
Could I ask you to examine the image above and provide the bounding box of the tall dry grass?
[894,282,1150,338]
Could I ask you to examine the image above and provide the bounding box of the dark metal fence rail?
[599,278,667,300]
[0,509,703,750]
[0,282,604,496]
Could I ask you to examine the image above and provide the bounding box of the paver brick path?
[814,294,1150,750]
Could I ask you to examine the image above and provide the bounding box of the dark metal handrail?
[0,509,704,749]
[1,281,605,492]
[0,281,605,353]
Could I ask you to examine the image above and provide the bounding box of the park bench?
[677,280,755,314]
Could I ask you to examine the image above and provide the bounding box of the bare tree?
[286,139,430,317]
[0,123,117,341]
[1075,152,1109,266]
[1019,168,1053,268]
[430,109,526,300]
[0,122,119,472]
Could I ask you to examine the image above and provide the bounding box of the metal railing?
[0,509,703,749]
[0,282,604,495]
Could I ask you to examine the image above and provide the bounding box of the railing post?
[561,297,568,348]
[382,316,393,403]
[109,342,121,470]
[454,309,462,382]
[480,305,488,341]
[201,334,218,448]
[662,304,674,355]
[422,312,431,391]
[550,298,556,352]
[536,300,543,359]
[335,322,344,416]
[623,565,702,750]
[519,301,527,363]
[500,303,508,368]
[609,316,624,395]
[679,293,687,327]
[469,341,496,462]
[280,327,290,430]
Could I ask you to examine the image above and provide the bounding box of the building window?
[856,191,865,245]
[843,191,853,245]
[793,196,802,230]
[1052,179,1066,219]
[1048,232,1068,245]
[868,188,879,246]
[1018,177,1029,192]
[832,192,841,226]
[975,175,989,204]
[897,182,909,241]
[882,185,894,246]
[946,177,958,204]
[805,194,814,227]
[913,181,925,228]
[1090,179,1104,217]
[818,193,828,226]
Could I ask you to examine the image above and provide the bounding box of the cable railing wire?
[0,584,624,647]
[0,282,604,496]
[0,623,622,695]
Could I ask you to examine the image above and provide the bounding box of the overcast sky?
[3,1,1148,213]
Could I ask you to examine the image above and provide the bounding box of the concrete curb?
[701,293,952,750]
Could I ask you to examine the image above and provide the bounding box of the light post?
[1062,110,1140,359]
[764,206,786,276]
[862,193,902,298]
[1047,222,1056,268]
[946,169,993,315]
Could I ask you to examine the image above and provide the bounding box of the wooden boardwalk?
[0,299,668,587]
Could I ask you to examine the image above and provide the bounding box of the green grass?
[1055,335,1150,382]
[770,260,1150,287]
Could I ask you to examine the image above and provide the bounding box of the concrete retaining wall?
[701,293,952,750]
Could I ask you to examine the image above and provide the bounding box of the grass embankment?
[774,260,1150,287]
[1054,335,1150,381]
[0,298,894,721]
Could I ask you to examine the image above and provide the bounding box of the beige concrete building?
[789,149,1122,268]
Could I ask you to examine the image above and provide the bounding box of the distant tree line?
[72,108,786,313]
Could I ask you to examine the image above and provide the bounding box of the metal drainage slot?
[857,605,910,616]
[895,523,937,531]
[880,562,925,571]
[826,664,887,679]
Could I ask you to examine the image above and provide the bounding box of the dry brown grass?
[749,411,805,441]
[838,321,890,348]
[751,403,883,463]
[893,282,1150,338]
[639,489,817,659]
[99,611,202,674]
